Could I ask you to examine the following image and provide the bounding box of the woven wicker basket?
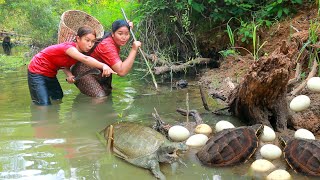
[58,10,104,43]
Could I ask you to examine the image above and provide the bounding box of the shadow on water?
[0,66,318,180]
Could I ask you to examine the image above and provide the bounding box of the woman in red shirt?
[28,26,116,106]
[71,20,141,97]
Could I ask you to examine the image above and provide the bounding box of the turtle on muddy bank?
[196,124,264,166]
[279,136,320,176]
[102,122,188,180]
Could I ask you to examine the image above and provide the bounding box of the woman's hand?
[102,64,117,77]
[132,41,141,51]
[127,20,133,29]
[66,75,75,84]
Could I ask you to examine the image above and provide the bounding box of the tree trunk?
[227,41,298,131]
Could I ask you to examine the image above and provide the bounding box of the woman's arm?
[62,68,75,84]
[66,47,117,77]
[111,41,141,76]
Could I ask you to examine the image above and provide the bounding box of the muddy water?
[0,65,318,180]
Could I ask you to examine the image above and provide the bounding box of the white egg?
[215,120,235,132]
[307,77,320,92]
[294,128,315,140]
[289,95,310,112]
[186,134,209,147]
[260,144,282,160]
[266,169,291,180]
[194,124,213,136]
[168,125,190,142]
[261,125,276,142]
[250,159,275,173]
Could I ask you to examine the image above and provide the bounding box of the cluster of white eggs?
[168,123,212,147]
[251,125,316,179]
[289,77,320,112]
[168,118,316,179]
[248,125,287,179]
[168,120,236,147]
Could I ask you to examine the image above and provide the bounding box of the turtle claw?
[178,158,187,168]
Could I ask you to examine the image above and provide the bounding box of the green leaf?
[277,9,283,18]
[190,2,205,13]
[293,0,303,4]
[267,6,273,12]
[265,20,272,27]
[283,8,289,15]
[239,4,252,9]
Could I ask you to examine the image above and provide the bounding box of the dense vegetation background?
[0,0,318,63]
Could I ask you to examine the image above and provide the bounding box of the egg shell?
[250,159,275,172]
[289,95,310,112]
[215,120,235,132]
[260,144,282,160]
[261,125,276,142]
[186,134,208,147]
[266,169,291,180]
[307,77,320,92]
[294,128,315,140]
[194,124,212,136]
[168,125,190,142]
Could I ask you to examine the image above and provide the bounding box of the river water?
[0,58,317,180]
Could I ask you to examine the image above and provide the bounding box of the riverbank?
[198,7,320,135]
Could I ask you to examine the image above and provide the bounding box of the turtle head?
[252,124,264,137]
[157,142,188,163]
[278,135,290,149]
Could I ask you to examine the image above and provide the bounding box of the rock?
[260,144,282,160]
[176,79,188,88]
[261,125,276,142]
[194,124,212,136]
[215,120,235,132]
[294,128,315,140]
[168,125,190,142]
[289,95,310,112]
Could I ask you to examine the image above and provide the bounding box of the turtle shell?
[111,122,167,159]
[196,124,263,166]
[282,138,320,176]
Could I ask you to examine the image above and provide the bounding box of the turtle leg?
[170,161,178,174]
[150,160,166,180]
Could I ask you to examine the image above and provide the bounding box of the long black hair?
[88,20,130,54]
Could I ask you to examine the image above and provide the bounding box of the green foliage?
[132,0,310,63]
[219,49,237,58]
[226,19,236,47]
[134,0,200,62]
[186,0,303,24]
[309,20,320,44]
[308,19,320,75]
[263,0,300,19]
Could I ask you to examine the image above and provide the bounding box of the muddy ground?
[198,7,320,135]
